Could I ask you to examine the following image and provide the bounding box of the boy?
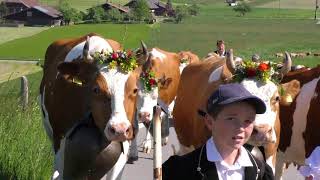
[163,83,274,180]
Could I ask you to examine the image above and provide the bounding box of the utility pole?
[315,0,319,20]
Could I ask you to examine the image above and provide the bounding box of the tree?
[233,1,251,16]
[174,5,189,23]
[58,0,81,25]
[132,0,151,21]
[85,6,105,23]
[0,2,8,20]
[188,4,200,16]
[105,8,123,22]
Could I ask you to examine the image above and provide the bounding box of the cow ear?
[57,61,80,76]
[279,79,301,106]
[57,62,84,86]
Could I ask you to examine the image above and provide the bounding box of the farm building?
[1,0,38,16]
[100,1,130,14]
[4,5,62,26]
[125,0,173,16]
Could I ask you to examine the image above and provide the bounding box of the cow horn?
[142,53,153,72]
[280,52,292,76]
[140,40,148,56]
[226,49,236,73]
[83,36,93,61]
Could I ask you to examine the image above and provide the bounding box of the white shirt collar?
[206,137,253,168]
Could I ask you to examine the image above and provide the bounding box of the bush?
[174,5,189,23]
[85,6,105,23]
[105,8,123,22]
[188,4,200,16]
[233,1,251,16]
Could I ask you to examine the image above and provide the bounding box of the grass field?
[0,27,48,45]
[1,1,320,179]
[0,24,151,60]
[0,62,42,83]
[258,0,317,9]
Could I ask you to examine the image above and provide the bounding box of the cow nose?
[138,112,151,123]
[109,123,131,137]
[253,124,270,134]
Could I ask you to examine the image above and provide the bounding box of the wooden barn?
[1,0,38,16]
[100,1,130,14]
[4,5,62,26]
[125,0,169,16]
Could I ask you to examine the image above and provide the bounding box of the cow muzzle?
[138,111,152,123]
[106,123,134,142]
[249,124,276,146]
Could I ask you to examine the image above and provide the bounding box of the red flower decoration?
[112,52,118,59]
[127,49,133,58]
[149,79,156,86]
[246,68,256,77]
[258,63,269,71]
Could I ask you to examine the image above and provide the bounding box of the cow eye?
[133,88,138,94]
[275,96,280,102]
[93,86,100,94]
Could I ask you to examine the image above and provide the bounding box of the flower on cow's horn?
[232,59,279,84]
[140,70,157,92]
[93,49,138,73]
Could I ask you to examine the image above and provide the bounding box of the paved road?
[122,126,304,180]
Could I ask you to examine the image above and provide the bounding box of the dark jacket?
[163,144,274,180]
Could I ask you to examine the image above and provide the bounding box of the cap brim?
[218,96,266,114]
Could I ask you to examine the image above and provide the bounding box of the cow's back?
[173,58,229,148]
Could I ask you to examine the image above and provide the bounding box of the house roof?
[102,2,130,13]
[33,5,62,18]
[4,4,62,18]
[125,0,166,9]
[3,0,39,7]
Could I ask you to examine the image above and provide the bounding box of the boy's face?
[205,101,256,151]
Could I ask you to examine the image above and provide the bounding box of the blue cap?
[207,83,266,114]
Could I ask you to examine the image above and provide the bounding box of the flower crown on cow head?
[232,60,280,84]
[140,70,158,92]
[93,49,138,73]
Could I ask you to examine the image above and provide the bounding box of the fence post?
[153,106,162,180]
[20,76,28,110]
[153,105,162,180]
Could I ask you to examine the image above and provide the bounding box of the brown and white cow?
[133,47,200,154]
[275,66,320,179]
[171,50,295,173]
[39,33,148,179]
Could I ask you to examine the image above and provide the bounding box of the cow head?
[57,36,145,142]
[226,50,293,146]
[135,43,194,123]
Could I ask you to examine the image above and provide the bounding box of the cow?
[171,50,296,174]
[275,65,320,179]
[127,47,200,162]
[39,33,149,179]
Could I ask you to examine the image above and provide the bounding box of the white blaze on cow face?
[136,49,166,123]
[136,81,159,123]
[65,36,113,62]
[100,68,132,142]
[241,79,278,146]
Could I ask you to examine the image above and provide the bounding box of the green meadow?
[1,1,320,179]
